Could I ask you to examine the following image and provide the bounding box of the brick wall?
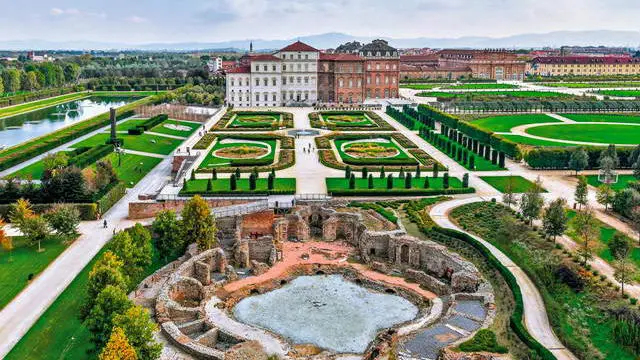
[240,210,275,237]
[128,199,252,219]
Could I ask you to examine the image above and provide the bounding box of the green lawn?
[90,152,163,187]
[199,139,276,169]
[525,123,640,144]
[182,178,296,194]
[480,175,546,193]
[326,176,464,192]
[0,236,71,310]
[442,83,519,90]
[73,133,182,155]
[112,119,150,131]
[470,114,559,132]
[0,92,89,119]
[229,113,279,128]
[585,174,638,191]
[321,113,375,127]
[416,91,576,99]
[400,84,446,90]
[149,119,201,137]
[6,241,177,360]
[7,159,46,180]
[597,90,640,97]
[496,134,578,147]
[560,113,640,124]
[543,82,640,88]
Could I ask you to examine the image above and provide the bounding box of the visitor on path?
[103,220,108,229]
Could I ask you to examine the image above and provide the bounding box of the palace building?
[529,56,640,76]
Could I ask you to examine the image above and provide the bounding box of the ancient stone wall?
[129,199,251,219]
[240,210,274,238]
[248,236,276,265]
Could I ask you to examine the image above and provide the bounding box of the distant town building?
[399,49,525,81]
[26,51,53,62]
[560,46,630,57]
[207,57,223,72]
[529,56,640,76]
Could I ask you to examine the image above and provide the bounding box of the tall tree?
[574,176,588,210]
[599,144,620,169]
[85,285,134,349]
[569,147,589,176]
[608,232,633,261]
[112,306,162,360]
[519,177,544,225]
[502,176,517,207]
[83,251,128,319]
[0,217,13,262]
[632,208,640,245]
[99,327,138,360]
[21,215,50,252]
[573,207,599,266]
[44,203,80,236]
[9,198,35,228]
[127,224,153,270]
[181,195,217,250]
[614,258,637,296]
[596,183,615,212]
[152,210,182,261]
[543,198,568,243]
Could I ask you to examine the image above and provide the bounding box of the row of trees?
[0,62,80,94]
[343,165,467,190]
[85,195,218,359]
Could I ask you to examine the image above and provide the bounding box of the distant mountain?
[1,30,639,51]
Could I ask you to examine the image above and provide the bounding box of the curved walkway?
[504,122,640,147]
[429,197,577,360]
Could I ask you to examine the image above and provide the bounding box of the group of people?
[303,143,315,154]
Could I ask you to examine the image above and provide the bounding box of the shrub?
[458,329,508,354]
[555,265,585,292]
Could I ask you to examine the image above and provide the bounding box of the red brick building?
[359,40,400,99]
[318,53,365,104]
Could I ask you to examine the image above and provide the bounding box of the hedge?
[180,189,294,196]
[193,133,217,150]
[432,227,556,360]
[0,203,98,221]
[0,95,157,171]
[329,188,476,197]
[67,144,114,168]
[128,114,168,134]
[0,87,81,108]
[211,110,293,131]
[309,110,394,131]
[524,146,639,170]
[96,181,127,216]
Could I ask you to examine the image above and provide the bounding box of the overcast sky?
[1,0,639,43]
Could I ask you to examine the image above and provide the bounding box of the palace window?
[255,79,260,86]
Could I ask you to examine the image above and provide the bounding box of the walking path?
[429,197,578,360]
[545,113,576,123]
[506,121,640,147]
[0,108,223,359]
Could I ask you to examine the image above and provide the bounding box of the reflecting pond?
[0,96,139,149]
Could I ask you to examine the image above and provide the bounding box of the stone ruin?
[153,203,495,360]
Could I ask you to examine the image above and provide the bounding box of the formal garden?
[415,90,580,101]
[480,175,546,193]
[309,110,395,131]
[596,90,640,98]
[210,110,294,131]
[541,82,640,88]
[196,133,295,174]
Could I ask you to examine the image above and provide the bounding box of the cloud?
[127,15,148,23]
[49,7,106,19]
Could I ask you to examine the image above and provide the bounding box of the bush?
[96,182,127,216]
[555,264,585,292]
[68,144,114,169]
[458,329,508,354]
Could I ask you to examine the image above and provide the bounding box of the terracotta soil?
[214,146,269,159]
[344,143,400,158]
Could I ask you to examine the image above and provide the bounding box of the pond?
[233,274,418,354]
[0,96,139,149]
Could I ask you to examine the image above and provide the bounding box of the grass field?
[416,90,575,99]
[480,175,546,193]
[0,92,89,119]
[496,134,578,147]
[543,82,640,88]
[560,113,640,124]
[112,119,149,131]
[470,114,559,132]
[442,83,519,90]
[5,242,176,360]
[567,210,640,281]
[0,236,72,310]
[199,139,276,169]
[8,159,47,180]
[585,174,638,191]
[525,123,640,144]
[399,84,445,90]
[183,178,296,194]
[89,152,163,187]
[326,176,464,192]
[73,133,182,155]
[597,90,640,97]
[149,119,201,137]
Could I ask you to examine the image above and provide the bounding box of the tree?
[405,173,412,189]
[432,164,439,178]
[614,258,637,296]
[520,177,544,224]
[267,172,274,190]
[415,165,421,179]
[574,176,588,210]
[229,174,237,190]
[469,156,475,170]
[423,176,430,189]
[387,174,393,189]
[399,167,405,179]
[345,166,352,179]
[181,195,217,250]
[42,152,69,173]
[84,251,128,319]
[128,224,153,270]
[599,144,620,169]
[609,232,633,261]
[542,198,568,243]
[3,69,21,93]
[235,167,241,179]
[379,166,385,179]
[632,208,640,245]
[44,203,80,236]
[502,176,517,207]
[0,76,3,94]
[569,147,589,176]
[633,154,640,180]
[0,217,13,262]
[368,174,374,189]
[573,207,599,266]
[348,174,356,189]
[152,210,182,261]
[112,306,162,360]
[9,198,34,228]
[599,155,617,184]
[362,167,368,179]
[596,184,615,211]
[462,173,469,188]
[99,327,138,360]
[206,178,213,192]
[21,216,50,252]
[211,168,217,180]
[85,285,134,349]
[249,173,256,190]
[443,172,449,189]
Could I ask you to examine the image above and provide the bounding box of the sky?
[0,0,639,44]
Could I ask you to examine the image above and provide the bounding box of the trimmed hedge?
[127,114,168,134]
[309,110,394,131]
[329,188,475,197]
[67,144,114,168]
[524,146,639,170]
[211,110,293,131]
[0,87,81,108]
[96,182,127,216]
[193,133,217,150]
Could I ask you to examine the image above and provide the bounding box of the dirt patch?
[214,145,268,159]
[325,115,366,123]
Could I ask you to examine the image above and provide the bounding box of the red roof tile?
[319,53,363,61]
[533,56,640,64]
[280,41,319,52]
[247,54,281,61]
[226,65,251,74]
